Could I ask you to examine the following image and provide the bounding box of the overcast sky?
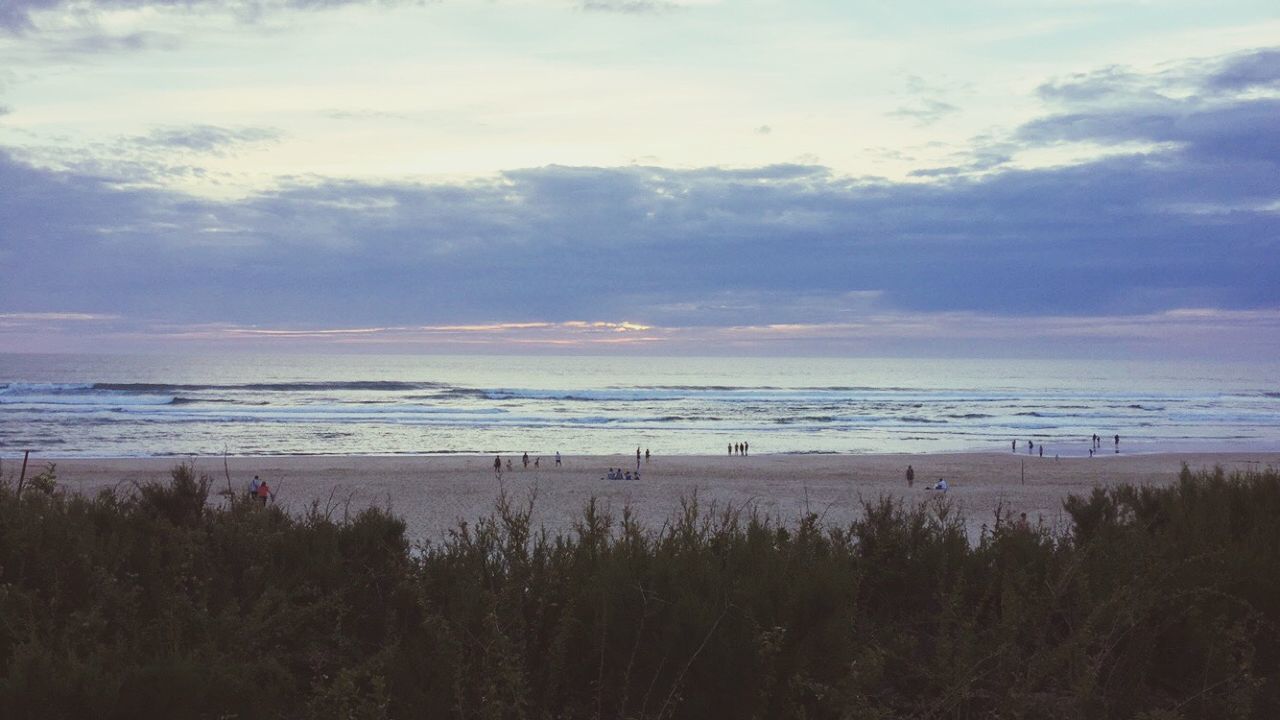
[0,0,1277,356]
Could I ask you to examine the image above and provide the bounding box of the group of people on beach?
[729,441,750,456]
[606,467,641,481]
[905,464,949,492]
[1014,439,1052,457]
[494,451,564,477]
[246,475,272,505]
[1088,434,1119,457]
[1012,434,1120,458]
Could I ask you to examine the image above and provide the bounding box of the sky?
[0,0,1277,357]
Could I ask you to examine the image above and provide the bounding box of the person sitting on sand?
[625,471,633,481]
[933,478,948,492]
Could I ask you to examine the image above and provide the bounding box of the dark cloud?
[0,0,425,33]
[1204,48,1280,92]
[2,47,1277,334]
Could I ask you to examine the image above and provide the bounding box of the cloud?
[0,47,1277,356]
[889,99,959,126]
[0,105,10,117]
[577,0,679,14]
[134,125,284,154]
[0,0,426,34]
[1204,48,1280,93]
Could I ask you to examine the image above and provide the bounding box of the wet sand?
[34,452,1280,543]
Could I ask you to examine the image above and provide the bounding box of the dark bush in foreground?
[1,464,1277,718]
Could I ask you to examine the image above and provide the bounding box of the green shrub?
[0,465,1277,718]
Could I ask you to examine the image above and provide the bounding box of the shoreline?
[24,451,1280,543]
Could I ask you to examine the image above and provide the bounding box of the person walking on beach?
[256,479,271,505]
[906,464,915,487]
[1012,440,1017,453]
[728,443,732,456]
[522,452,529,469]
[1114,434,1120,453]
[494,455,502,477]
[636,447,642,471]
[555,451,562,467]
[744,441,749,456]
[645,448,650,463]
[1039,445,1043,458]
[1028,440,1034,454]
[248,475,260,500]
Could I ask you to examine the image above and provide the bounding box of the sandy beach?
[28,451,1279,543]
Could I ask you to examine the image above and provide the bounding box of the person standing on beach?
[728,443,732,456]
[555,451,562,467]
[636,447,641,471]
[744,441,749,456]
[1028,440,1034,454]
[248,475,260,500]
[644,448,650,463]
[1114,434,1120,453]
[1039,445,1043,458]
[494,455,502,477]
[1012,440,1016,453]
[906,465,914,487]
[256,480,271,505]
[522,452,529,469]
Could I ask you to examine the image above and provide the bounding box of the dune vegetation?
[1,462,1277,719]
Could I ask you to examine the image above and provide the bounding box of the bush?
[0,465,1277,718]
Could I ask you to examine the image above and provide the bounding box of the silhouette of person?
[494,455,502,477]
[906,464,914,487]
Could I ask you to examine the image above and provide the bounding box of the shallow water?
[2,353,1279,457]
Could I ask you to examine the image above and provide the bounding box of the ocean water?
[1,353,1278,458]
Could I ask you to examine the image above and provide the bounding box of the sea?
[1,353,1279,458]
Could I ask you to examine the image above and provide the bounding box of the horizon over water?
[1,352,1278,458]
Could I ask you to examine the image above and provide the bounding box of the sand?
[29,452,1280,544]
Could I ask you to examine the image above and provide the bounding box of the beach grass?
[1,463,1277,718]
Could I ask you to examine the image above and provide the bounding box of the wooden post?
[17,450,30,498]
